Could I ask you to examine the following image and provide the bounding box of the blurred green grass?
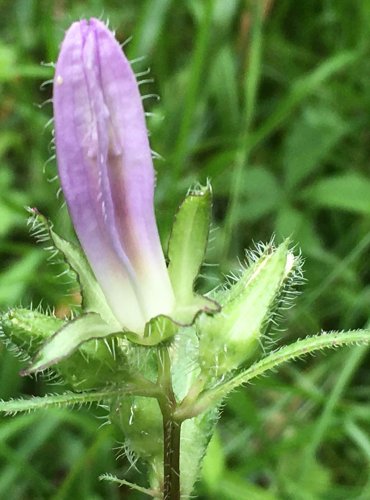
[0,0,370,498]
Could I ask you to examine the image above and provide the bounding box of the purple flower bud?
[53,18,174,333]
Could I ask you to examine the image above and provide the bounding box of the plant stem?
[162,412,181,500]
[157,347,182,500]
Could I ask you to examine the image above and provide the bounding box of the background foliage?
[0,0,369,498]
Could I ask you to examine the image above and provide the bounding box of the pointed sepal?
[27,208,119,326]
[168,184,220,324]
[21,312,121,375]
[126,314,178,346]
[0,307,63,360]
[0,308,128,389]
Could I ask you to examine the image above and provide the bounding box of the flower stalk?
[157,348,182,500]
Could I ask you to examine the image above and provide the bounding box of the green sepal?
[0,308,63,358]
[0,308,128,389]
[21,312,121,375]
[167,184,220,324]
[168,184,212,302]
[126,314,178,346]
[27,208,119,326]
[50,230,118,325]
[126,305,219,348]
[172,295,220,325]
[198,241,298,375]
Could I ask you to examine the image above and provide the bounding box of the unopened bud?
[198,241,298,375]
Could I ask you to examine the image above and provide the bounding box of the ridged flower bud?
[53,19,174,333]
[198,242,299,375]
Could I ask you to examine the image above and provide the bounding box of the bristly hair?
[26,207,80,315]
[0,311,65,385]
[261,243,305,351]
[0,320,30,364]
[205,239,305,357]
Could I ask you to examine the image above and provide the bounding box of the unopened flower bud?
[198,242,298,375]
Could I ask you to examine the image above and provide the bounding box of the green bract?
[198,241,299,375]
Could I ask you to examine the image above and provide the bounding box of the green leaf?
[171,328,200,400]
[283,106,347,189]
[0,388,139,416]
[27,209,118,326]
[278,450,331,499]
[301,174,370,214]
[22,313,120,375]
[168,184,220,322]
[0,43,16,81]
[0,43,51,81]
[209,46,240,131]
[275,205,323,255]
[250,50,358,150]
[213,0,240,30]
[211,471,276,500]
[178,330,370,419]
[201,431,225,493]
[110,395,163,459]
[236,166,281,222]
[129,0,172,58]
[0,251,44,307]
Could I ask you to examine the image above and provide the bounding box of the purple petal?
[53,19,174,332]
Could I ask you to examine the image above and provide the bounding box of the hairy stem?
[162,411,181,500]
[157,347,181,500]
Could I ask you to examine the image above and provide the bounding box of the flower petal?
[53,19,174,332]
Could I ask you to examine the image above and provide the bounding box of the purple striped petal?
[53,19,174,332]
